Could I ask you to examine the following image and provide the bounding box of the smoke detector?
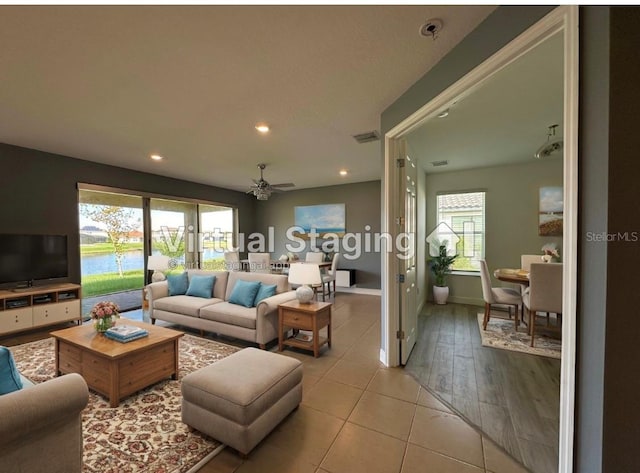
[420,19,443,40]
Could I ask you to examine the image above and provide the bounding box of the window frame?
[435,190,486,273]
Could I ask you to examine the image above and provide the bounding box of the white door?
[397,140,418,365]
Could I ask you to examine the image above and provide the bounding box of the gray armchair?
[0,373,89,473]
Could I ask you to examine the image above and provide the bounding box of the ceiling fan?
[246,163,295,200]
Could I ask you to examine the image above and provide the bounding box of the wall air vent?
[431,160,448,167]
[353,131,380,144]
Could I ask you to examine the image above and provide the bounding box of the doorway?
[382,6,578,473]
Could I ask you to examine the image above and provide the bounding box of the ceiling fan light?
[255,189,270,200]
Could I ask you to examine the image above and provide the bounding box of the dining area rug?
[10,334,239,473]
[476,312,561,359]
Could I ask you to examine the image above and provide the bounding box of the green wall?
[254,180,381,289]
[424,158,563,305]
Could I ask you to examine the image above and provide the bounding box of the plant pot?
[433,285,450,305]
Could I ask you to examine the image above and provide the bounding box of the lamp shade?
[288,263,322,286]
[147,255,170,271]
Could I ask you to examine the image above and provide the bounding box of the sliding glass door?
[150,199,198,272]
[78,190,144,314]
[199,204,235,270]
[78,186,238,316]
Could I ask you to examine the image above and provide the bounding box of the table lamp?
[147,255,170,282]
[288,263,322,304]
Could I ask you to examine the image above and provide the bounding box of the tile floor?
[182,293,531,473]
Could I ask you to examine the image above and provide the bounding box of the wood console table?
[278,300,332,357]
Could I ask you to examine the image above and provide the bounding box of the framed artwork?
[294,203,346,238]
[539,187,563,236]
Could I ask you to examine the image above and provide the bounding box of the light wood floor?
[404,302,560,473]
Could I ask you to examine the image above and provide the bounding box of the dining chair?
[223,250,241,271]
[322,253,340,296]
[479,260,522,331]
[519,254,542,297]
[305,252,324,263]
[521,254,542,271]
[523,262,563,347]
[248,252,271,273]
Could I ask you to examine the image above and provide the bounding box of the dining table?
[493,268,530,286]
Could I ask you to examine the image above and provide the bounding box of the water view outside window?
[79,190,144,314]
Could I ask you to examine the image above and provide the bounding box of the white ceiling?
[407,31,564,173]
[0,5,496,193]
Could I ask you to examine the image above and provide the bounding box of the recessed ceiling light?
[150,154,165,161]
[255,123,270,133]
[339,169,348,176]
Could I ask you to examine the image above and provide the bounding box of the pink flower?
[90,301,120,320]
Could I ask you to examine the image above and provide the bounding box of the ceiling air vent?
[353,131,380,144]
[431,160,448,167]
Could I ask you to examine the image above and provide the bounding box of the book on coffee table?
[104,325,149,343]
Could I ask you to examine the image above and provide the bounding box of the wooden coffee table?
[50,319,183,407]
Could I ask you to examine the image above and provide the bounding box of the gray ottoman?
[181,347,303,455]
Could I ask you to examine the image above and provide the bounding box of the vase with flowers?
[541,243,560,263]
[90,301,120,333]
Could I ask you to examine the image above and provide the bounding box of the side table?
[278,300,332,357]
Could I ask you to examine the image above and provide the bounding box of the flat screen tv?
[0,234,69,285]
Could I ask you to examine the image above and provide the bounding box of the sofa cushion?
[167,272,189,296]
[254,283,277,306]
[228,280,261,308]
[226,272,290,301]
[199,302,257,329]
[154,295,222,317]
[0,346,23,395]
[186,275,216,298]
[187,270,229,299]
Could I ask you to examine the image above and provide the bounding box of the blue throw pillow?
[254,283,277,306]
[167,272,189,296]
[186,275,216,298]
[0,346,23,395]
[229,280,262,308]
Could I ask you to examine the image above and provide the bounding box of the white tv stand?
[0,283,82,335]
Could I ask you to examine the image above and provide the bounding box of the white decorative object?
[147,255,170,282]
[541,254,552,263]
[288,263,322,304]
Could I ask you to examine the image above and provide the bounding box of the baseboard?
[336,286,382,296]
[434,295,484,307]
[417,297,426,314]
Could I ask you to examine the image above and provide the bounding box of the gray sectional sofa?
[145,270,296,348]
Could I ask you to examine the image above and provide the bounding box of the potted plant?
[428,242,459,305]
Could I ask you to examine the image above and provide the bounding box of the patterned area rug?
[10,334,240,473]
[477,312,561,359]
